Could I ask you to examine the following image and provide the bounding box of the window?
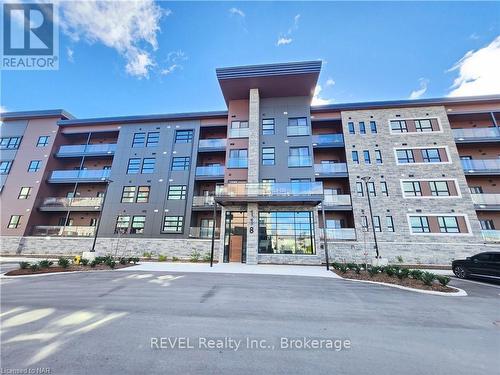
[422,148,441,163]
[410,216,430,233]
[287,117,309,136]
[121,186,136,203]
[367,182,376,197]
[469,186,483,194]
[356,182,364,197]
[348,122,355,134]
[460,156,472,160]
[359,122,366,134]
[288,147,311,167]
[167,185,187,200]
[415,119,433,132]
[403,181,422,196]
[390,120,407,133]
[90,218,98,227]
[258,211,315,255]
[163,216,183,233]
[386,216,395,232]
[132,132,146,148]
[381,181,388,196]
[480,220,495,230]
[0,137,22,149]
[130,216,146,234]
[141,158,156,174]
[363,150,371,164]
[36,136,49,147]
[397,149,414,163]
[18,187,32,199]
[127,158,141,174]
[171,157,190,171]
[115,216,130,233]
[228,149,248,168]
[175,130,193,143]
[7,215,22,229]
[262,179,275,184]
[373,216,381,232]
[230,121,249,138]
[370,121,377,133]
[438,216,460,233]
[136,186,150,203]
[200,219,214,238]
[146,132,160,147]
[361,216,368,229]
[430,181,450,196]
[375,150,383,164]
[262,147,275,165]
[262,119,275,135]
[352,151,359,164]
[0,160,12,174]
[28,160,41,172]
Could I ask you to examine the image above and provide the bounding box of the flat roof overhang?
[216,61,322,104]
[214,195,323,206]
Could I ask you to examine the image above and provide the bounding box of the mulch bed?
[332,270,455,293]
[4,263,134,276]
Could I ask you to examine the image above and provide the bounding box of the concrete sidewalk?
[118,262,341,278]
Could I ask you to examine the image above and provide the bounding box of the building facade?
[1,61,499,264]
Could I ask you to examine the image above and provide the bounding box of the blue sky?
[1,1,499,118]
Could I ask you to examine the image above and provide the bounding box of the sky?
[1,1,500,118]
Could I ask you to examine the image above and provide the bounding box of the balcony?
[471,193,500,210]
[56,143,116,157]
[287,126,310,137]
[453,127,500,143]
[481,230,500,243]
[198,139,227,152]
[312,134,344,148]
[39,197,103,211]
[215,182,323,205]
[321,194,352,210]
[227,158,248,169]
[189,227,220,239]
[32,225,96,237]
[288,155,313,168]
[314,163,348,177]
[319,228,357,241]
[195,166,225,180]
[48,169,111,183]
[461,159,500,175]
[228,128,249,138]
[192,196,222,210]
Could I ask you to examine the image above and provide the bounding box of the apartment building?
[1,61,499,264]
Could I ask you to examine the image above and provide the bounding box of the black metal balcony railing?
[57,144,116,157]
[48,169,111,183]
[453,127,500,143]
[461,159,500,175]
[312,134,344,147]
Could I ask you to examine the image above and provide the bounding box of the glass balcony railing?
[216,182,324,198]
[320,228,357,241]
[453,127,500,142]
[471,193,500,207]
[322,194,352,207]
[32,225,96,237]
[227,158,248,168]
[192,196,215,207]
[312,134,344,147]
[228,128,249,138]
[461,159,500,174]
[57,144,116,156]
[189,227,220,239]
[481,230,500,243]
[288,155,313,167]
[49,169,111,182]
[198,139,227,150]
[195,166,225,177]
[287,126,310,136]
[40,197,103,209]
[314,163,348,176]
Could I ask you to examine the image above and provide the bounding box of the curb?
[0,269,119,279]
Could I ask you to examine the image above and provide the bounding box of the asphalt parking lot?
[1,268,499,375]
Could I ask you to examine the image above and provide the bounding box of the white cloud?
[59,0,166,78]
[469,33,480,40]
[160,50,187,76]
[311,85,333,106]
[448,35,500,97]
[409,78,429,100]
[277,13,300,47]
[276,37,292,46]
[326,78,335,87]
[229,7,245,18]
[66,47,74,63]
[0,106,8,114]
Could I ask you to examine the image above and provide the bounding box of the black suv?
[452,252,500,280]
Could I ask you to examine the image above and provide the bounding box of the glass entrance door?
[224,211,247,263]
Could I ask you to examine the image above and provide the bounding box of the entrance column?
[246,88,260,264]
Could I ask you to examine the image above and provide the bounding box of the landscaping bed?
[331,263,455,293]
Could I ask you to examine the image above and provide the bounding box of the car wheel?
[453,266,468,279]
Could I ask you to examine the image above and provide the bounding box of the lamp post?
[91,178,113,252]
[361,176,380,258]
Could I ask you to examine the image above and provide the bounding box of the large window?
[348,122,355,134]
[287,117,309,136]
[356,182,364,197]
[480,219,495,230]
[262,147,275,165]
[141,158,156,173]
[410,216,430,233]
[7,215,22,229]
[438,216,460,233]
[163,216,184,233]
[0,160,13,174]
[421,148,441,163]
[370,121,377,133]
[390,120,407,133]
[132,133,146,147]
[28,160,41,172]
[167,185,187,200]
[115,216,130,233]
[288,147,311,167]
[258,211,315,255]
[359,122,366,134]
[363,150,371,164]
[386,216,395,232]
[146,132,160,147]
[375,150,383,164]
[130,216,146,234]
[367,182,376,196]
[0,137,22,149]
[373,216,381,232]
[403,181,422,196]
[18,187,32,199]
[136,186,150,202]
[175,130,193,143]
[121,186,136,203]
[171,157,190,171]
[396,149,414,163]
[127,158,141,174]
[352,151,359,164]
[36,136,49,147]
[430,181,450,196]
[415,119,433,132]
[228,149,248,168]
[229,121,249,138]
[262,119,275,135]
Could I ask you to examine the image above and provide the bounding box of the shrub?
[19,261,30,270]
[331,262,341,270]
[30,263,40,272]
[105,257,116,269]
[129,257,139,264]
[172,256,180,262]
[190,250,201,263]
[158,255,167,262]
[203,253,212,262]
[119,257,128,265]
[338,264,348,274]
[346,262,357,269]
[143,252,152,259]
[80,258,89,266]
[409,269,423,279]
[396,255,404,263]
[90,260,97,268]
[58,257,70,268]
[397,268,410,280]
[436,275,450,287]
[420,272,436,286]
[352,265,361,274]
[385,266,397,277]
[39,259,53,268]
[368,266,380,277]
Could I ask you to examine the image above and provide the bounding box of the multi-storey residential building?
[1,61,499,264]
